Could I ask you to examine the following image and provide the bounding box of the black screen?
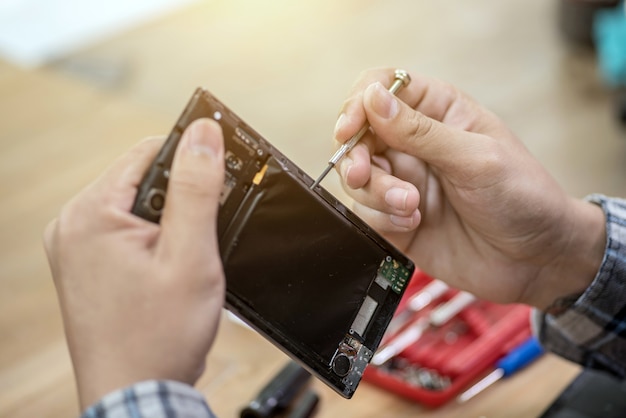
[222,157,387,362]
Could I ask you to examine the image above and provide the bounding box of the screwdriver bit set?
[363,269,533,407]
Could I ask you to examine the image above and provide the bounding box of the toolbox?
[363,269,533,407]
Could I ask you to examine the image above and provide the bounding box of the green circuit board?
[379,256,411,294]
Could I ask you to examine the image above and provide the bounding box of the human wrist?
[529,197,606,311]
[73,349,198,410]
[75,364,159,410]
[79,380,214,418]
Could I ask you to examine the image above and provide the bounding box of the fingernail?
[390,215,414,228]
[186,120,218,157]
[385,188,408,211]
[334,113,349,137]
[367,82,398,119]
[390,209,419,229]
[340,156,353,179]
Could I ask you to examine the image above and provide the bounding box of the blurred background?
[1,0,625,417]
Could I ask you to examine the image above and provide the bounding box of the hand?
[334,68,606,309]
[44,119,226,410]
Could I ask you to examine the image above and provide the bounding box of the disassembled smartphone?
[131,88,415,398]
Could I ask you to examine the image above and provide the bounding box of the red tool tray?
[363,269,532,407]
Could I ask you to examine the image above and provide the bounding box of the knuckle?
[43,203,83,267]
[463,139,507,183]
[110,137,163,169]
[440,81,459,102]
[43,218,56,243]
[339,93,361,116]
[55,203,82,242]
[481,142,507,175]
[407,112,435,142]
[54,191,105,242]
[42,218,58,256]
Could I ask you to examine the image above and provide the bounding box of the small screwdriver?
[457,336,544,403]
[310,69,411,190]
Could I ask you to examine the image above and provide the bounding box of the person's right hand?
[334,68,606,309]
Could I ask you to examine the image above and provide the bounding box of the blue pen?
[457,336,544,403]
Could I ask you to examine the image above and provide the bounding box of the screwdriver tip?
[310,163,333,190]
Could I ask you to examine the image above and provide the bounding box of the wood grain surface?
[1,1,624,417]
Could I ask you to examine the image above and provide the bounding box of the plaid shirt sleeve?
[535,194,626,378]
[80,380,217,418]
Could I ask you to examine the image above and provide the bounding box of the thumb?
[159,118,225,259]
[362,82,492,174]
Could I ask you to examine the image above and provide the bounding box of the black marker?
[240,361,311,418]
[287,390,319,418]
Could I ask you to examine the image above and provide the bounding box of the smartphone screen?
[132,88,415,398]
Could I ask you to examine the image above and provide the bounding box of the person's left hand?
[44,119,226,410]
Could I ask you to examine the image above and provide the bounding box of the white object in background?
[0,0,200,68]
[372,291,477,366]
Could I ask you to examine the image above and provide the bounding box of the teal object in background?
[594,2,626,87]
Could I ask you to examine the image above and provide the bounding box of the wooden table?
[3,0,623,415]
[0,60,581,418]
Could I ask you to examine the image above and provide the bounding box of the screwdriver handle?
[498,336,544,377]
[457,336,543,403]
